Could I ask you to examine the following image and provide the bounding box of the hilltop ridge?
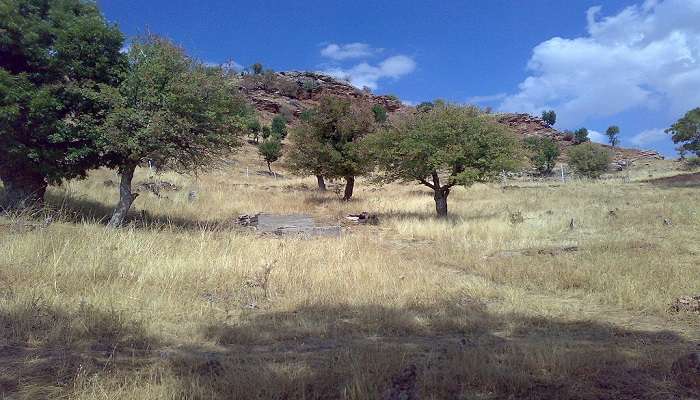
[238,70,663,163]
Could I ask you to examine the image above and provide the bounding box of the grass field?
[1,147,698,399]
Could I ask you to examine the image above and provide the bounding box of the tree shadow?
[0,301,159,398]
[44,192,235,232]
[184,301,698,399]
[2,297,697,398]
[644,172,700,188]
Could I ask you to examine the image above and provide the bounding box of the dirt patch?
[237,213,341,238]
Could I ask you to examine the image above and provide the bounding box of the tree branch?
[418,177,436,190]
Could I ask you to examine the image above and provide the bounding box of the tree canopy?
[541,110,556,126]
[364,103,522,216]
[101,35,250,226]
[525,136,560,175]
[606,125,620,147]
[666,108,700,157]
[0,0,126,208]
[286,96,376,200]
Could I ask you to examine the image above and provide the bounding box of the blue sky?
[99,0,700,157]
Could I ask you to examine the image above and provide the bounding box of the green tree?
[364,104,522,217]
[258,138,283,173]
[246,117,262,143]
[606,125,620,147]
[524,137,560,175]
[573,128,590,144]
[101,36,249,227]
[271,115,287,139]
[416,101,434,113]
[286,96,376,199]
[0,0,125,209]
[251,62,263,75]
[567,143,611,178]
[541,110,557,126]
[372,104,388,123]
[666,108,700,157]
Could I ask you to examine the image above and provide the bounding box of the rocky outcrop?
[238,71,663,164]
[496,113,663,163]
[238,71,406,122]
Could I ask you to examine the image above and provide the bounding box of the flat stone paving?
[255,213,341,237]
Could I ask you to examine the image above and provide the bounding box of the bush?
[271,115,288,139]
[524,137,560,175]
[573,128,590,144]
[567,143,612,178]
[372,104,388,123]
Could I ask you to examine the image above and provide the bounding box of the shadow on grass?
[1,297,697,399]
[644,172,700,188]
[0,301,158,398]
[44,191,233,232]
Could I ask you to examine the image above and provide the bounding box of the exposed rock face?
[497,113,664,163]
[239,71,662,164]
[238,71,405,122]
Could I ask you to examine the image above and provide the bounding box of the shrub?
[573,128,590,144]
[524,137,560,175]
[271,115,288,139]
[372,104,388,123]
[567,143,612,178]
[541,110,556,126]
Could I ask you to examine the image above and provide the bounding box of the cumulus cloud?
[322,55,416,90]
[499,0,700,127]
[630,128,668,146]
[320,43,381,60]
[587,130,607,144]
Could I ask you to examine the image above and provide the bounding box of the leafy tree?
[524,137,560,175]
[541,110,557,126]
[606,125,620,147]
[567,143,611,178]
[364,104,522,217]
[666,108,700,157]
[101,36,249,227]
[416,102,434,113]
[573,128,590,144]
[286,96,376,199]
[246,117,262,143]
[251,62,263,75]
[0,0,125,209]
[372,104,388,123]
[271,115,288,139]
[258,138,283,173]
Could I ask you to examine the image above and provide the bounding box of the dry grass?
[1,148,698,399]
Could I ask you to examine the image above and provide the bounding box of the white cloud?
[320,43,381,61]
[630,128,668,146]
[587,130,607,144]
[499,0,700,127]
[466,93,507,104]
[321,55,416,90]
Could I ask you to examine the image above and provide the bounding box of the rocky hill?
[238,71,663,163]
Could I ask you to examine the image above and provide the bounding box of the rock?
[187,191,198,201]
[136,179,180,197]
[669,295,700,313]
[346,212,379,225]
[383,364,418,400]
[671,352,700,390]
[235,213,260,227]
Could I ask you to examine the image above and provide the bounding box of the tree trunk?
[107,165,138,228]
[343,176,355,201]
[0,168,47,211]
[267,161,272,173]
[433,188,449,218]
[316,175,326,191]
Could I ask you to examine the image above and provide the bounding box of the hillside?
[238,71,663,164]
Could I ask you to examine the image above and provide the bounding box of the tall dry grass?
[1,150,698,399]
